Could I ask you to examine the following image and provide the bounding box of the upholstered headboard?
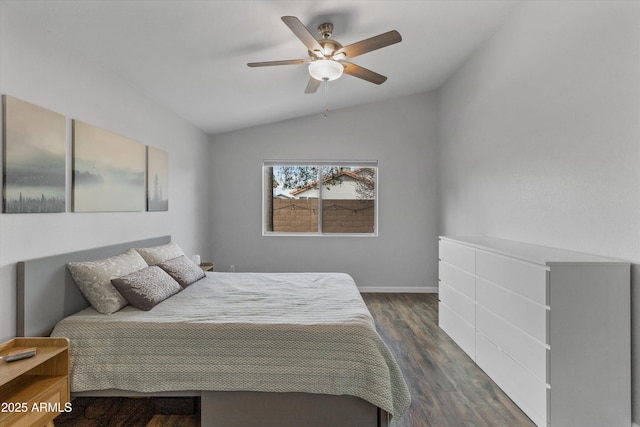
[17,235,171,337]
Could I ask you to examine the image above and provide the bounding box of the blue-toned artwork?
[2,95,66,213]
[72,120,145,212]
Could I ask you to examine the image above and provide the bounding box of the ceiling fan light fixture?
[248,16,402,93]
[308,59,344,82]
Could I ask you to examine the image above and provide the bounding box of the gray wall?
[437,1,640,422]
[0,4,211,341]
[209,92,439,291]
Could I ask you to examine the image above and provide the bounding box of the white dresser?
[438,236,630,427]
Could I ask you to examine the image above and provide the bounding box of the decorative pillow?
[158,255,206,287]
[135,242,184,266]
[111,266,182,311]
[67,249,148,314]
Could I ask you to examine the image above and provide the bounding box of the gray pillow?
[67,249,148,314]
[111,266,182,311]
[158,255,206,287]
[135,241,184,265]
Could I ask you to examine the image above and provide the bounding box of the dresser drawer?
[439,302,475,361]
[439,261,475,300]
[476,250,548,305]
[439,239,475,273]
[476,305,549,384]
[476,333,548,427]
[477,277,549,344]
[439,282,475,326]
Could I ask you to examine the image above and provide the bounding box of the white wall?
[0,4,211,341]
[437,0,640,422]
[209,92,439,291]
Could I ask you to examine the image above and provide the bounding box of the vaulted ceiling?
[4,0,518,135]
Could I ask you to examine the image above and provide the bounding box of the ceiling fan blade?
[335,30,401,60]
[281,16,323,54]
[342,62,387,85]
[247,59,311,67]
[305,77,322,94]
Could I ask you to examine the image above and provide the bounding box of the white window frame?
[262,160,379,237]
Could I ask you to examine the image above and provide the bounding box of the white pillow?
[67,249,148,314]
[135,241,184,265]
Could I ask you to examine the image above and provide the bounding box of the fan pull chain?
[323,80,330,117]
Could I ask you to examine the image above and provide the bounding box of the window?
[263,160,378,236]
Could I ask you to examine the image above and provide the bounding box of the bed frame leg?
[378,408,390,427]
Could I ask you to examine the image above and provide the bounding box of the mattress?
[51,272,411,420]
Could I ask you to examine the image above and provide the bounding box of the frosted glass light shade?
[308,60,344,81]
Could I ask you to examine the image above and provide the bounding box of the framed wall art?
[2,95,67,213]
[72,120,145,212]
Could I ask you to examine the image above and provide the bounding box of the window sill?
[262,232,378,238]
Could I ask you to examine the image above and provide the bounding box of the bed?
[17,236,410,426]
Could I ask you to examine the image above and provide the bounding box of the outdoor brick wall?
[272,199,318,232]
[322,199,375,233]
[272,198,374,233]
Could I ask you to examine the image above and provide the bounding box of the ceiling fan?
[247,16,402,94]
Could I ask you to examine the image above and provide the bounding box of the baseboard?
[358,286,438,293]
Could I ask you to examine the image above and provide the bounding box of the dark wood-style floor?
[364,293,534,427]
[55,294,534,426]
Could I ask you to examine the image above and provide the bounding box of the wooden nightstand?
[0,337,70,427]
[200,262,214,272]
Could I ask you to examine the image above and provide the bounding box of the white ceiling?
[4,0,519,135]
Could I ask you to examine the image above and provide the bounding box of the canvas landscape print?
[2,95,66,213]
[147,146,168,211]
[72,120,145,212]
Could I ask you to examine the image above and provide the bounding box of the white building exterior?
[289,169,374,200]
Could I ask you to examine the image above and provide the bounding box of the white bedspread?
[51,272,410,420]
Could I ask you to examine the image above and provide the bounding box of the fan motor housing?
[309,39,343,59]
